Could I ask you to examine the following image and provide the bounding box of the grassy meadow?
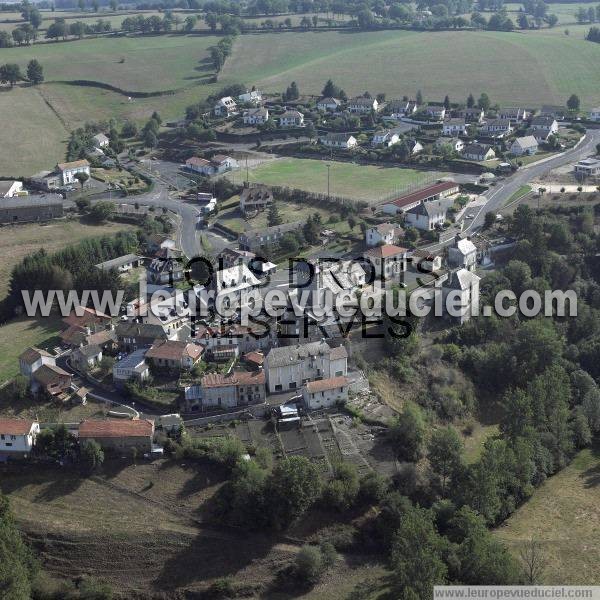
[0,217,137,301]
[0,316,63,384]
[495,448,600,584]
[2,25,600,174]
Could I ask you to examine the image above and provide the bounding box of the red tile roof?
[62,307,111,328]
[385,181,459,210]
[0,419,37,435]
[201,370,265,388]
[186,156,211,167]
[146,341,204,361]
[19,347,52,364]
[305,376,348,394]
[79,419,154,438]
[366,244,408,259]
[243,351,264,366]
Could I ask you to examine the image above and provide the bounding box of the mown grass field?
[0,316,63,384]
[223,29,600,108]
[495,448,600,584]
[0,217,136,301]
[0,85,69,176]
[229,157,443,201]
[505,2,598,24]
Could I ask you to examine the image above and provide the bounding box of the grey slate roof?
[266,341,347,368]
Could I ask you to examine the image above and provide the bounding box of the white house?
[0,419,40,459]
[425,106,446,121]
[363,244,408,281]
[530,116,558,134]
[480,119,513,137]
[405,199,453,231]
[19,347,56,379]
[185,155,238,175]
[56,160,90,186]
[279,109,304,128]
[498,107,529,121]
[72,344,103,370]
[442,269,481,324]
[589,107,600,122]
[243,107,269,125]
[442,119,467,136]
[92,133,110,148]
[366,222,397,247]
[510,136,539,156]
[461,108,485,123]
[238,90,262,105]
[184,370,266,412]
[347,96,378,113]
[448,236,478,271]
[435,137,464,153]
[462,143,495,161]
[212,263,261,310]
[371,129,400,147]
[406,139,424,155]
[0,180,24,198]
[112,349,149,387]
[317,97,342,112]
[574,158,600,179]
[264,341,347,393]
[214,96,238,117]
[382,181,460,216]
[387,99,418,117]
[302,376,348,410]
[320,133,357,149]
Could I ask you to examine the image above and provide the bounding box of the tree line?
[0,60,44,85]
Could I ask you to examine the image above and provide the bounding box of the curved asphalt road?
[106,130,600,259]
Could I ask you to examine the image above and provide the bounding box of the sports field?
[232,157,443,202]
[495,449,600,584]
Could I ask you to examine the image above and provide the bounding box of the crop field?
[230,157,443,202]
[495,448,600,584]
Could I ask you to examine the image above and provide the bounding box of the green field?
[495,449,600,584]
[2,26,600,175]
[230,157,444,202]
[0,316,63,384]
[0,85,69,176]
[0,217,137,301]
[505,2,599,24]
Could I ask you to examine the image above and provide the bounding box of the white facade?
[589,108,600,122]
[317,97,341,112]
[0,420,40,457]
[238,90,262,105]
[302,377,348,410]
[442,269,481,324]
[214,96,238,117]
[113,349,149,385]
[320,135,358,149]
[57,161,90,185]
[347,98,378,113]
[448,238,478,271]
[371,130,399,147]
[442,120,467,136]
[0,180,24,198]
[366,223,396,247]
[279,110,304,127]
[243,107,269,125]
[510,136,539,156]
[265,341,347,393]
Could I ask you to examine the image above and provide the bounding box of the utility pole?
[326,163,331,200]
[246,156,249,184]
